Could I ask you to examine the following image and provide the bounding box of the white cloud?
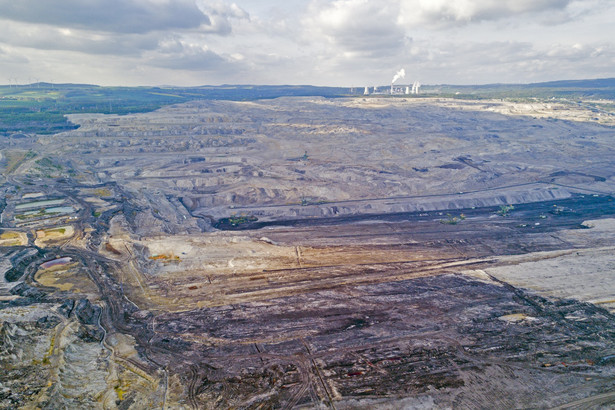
[146,38,231,71]
[196,1,250,35]
[303,0,407,58]
[0,45,29,65]
[394,38,615,84]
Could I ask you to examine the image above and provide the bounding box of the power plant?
[364,68,421,95]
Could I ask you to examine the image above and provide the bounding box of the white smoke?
[392,68,406,84]
[412,80,421,94]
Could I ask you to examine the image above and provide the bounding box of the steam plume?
[392,68,406,84]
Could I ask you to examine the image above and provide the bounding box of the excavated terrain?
[1,96,615,408]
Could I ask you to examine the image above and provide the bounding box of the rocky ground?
[1,96,615,408]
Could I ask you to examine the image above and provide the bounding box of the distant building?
[390,85,407,95]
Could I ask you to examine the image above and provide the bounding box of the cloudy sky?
[1,0,614,86]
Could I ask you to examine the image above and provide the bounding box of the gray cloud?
[0,21,160,55]
[0,0,209,34]
[398,0,574,27]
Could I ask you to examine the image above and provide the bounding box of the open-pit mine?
[2,95,615,409]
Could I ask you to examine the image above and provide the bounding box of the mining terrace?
[1,96,615,408]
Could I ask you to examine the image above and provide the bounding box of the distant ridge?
[2,79,615,135]
[529,78,615,88]
[438,78,615,89]
[431,77,615,100]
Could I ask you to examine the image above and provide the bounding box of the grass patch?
[2,150,36,174]
[46,227,66,234]
[35,157,63,170]
[93,188,112,197]
[0,231,20,239]
[440,213,466,225]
